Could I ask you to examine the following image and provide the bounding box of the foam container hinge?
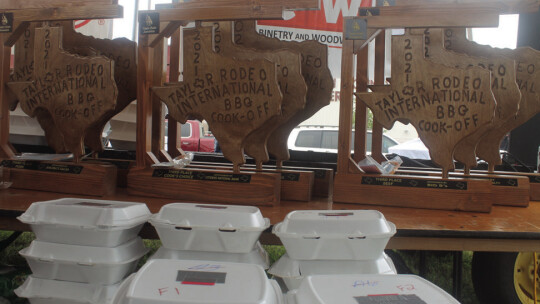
[269,253,396,291]
[18,198,151,247]
[286,274,460,304]
[150,203,270,253]
[112,259,283,304]
[150,241,270,269]
[20,237,148,285]
[273,210,396,260]
[15,275,123,304]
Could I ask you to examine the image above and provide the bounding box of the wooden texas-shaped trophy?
[4,26,119,196]
[356,33,496,178]
[233,20,334,166]
[209,21,307,170]
[152,25,283,172]
[8,26,118,162]
[444,28,540,172]
[9,21,137,154]
[415,28,521,174]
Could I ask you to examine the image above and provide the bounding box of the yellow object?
[514,252,540,303]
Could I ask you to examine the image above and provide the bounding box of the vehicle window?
[382,136,398,153]
[321,131,339,149]
[181,124,191,137]
[295,130,322,148]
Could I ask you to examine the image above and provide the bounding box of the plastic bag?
[151,152,194,169]
[358,155,402,174]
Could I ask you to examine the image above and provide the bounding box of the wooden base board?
[187,162,314,201]
[471,170,540,202]
[2,159,117,196]
[396,169,529,207]
[127,167,281,206]
[399,167,540,207]
[85,158,134,188]
[192,161,333,198]
[333,173,493,212]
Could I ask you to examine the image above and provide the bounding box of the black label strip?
[1,160,83,174]
[355,294,426,304]
[361,176,468,190]
[153,169,251,183]
[281,172,300,182]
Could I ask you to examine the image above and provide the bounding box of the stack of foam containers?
[269,210,398,291]
[15,198,151,304]
[111,259,284,304]
[149,203,271,269]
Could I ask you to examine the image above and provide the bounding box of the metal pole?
[132,0,140,41]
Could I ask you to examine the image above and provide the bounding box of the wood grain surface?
[152,25,283,170]
[356,33,496,177]
[233,20,334,165]
[444,28,540,172]
[412,28,521,173]
[2,187,540,252]
[9,21,137,153]
[8,26,118,161]
[209,21,306,169]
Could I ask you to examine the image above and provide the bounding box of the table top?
[1,188,539,242]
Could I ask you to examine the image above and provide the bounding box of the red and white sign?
[259,0,372,33]
[257,0,372,49]
[74,19,113,39]
[256,0,373,85]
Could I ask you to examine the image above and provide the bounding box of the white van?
[287,126,398,162]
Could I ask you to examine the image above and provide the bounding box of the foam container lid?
[20,237,148,265]
[150,241,269,269]
[121,259,283,304]
[274,210,395,238]
[268,253,396,278]
[15,276,122,304]
[150,203,270,230]
[290,274,460,304]
[18,198,151,229]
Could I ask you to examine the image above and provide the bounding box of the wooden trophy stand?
[396,168,531,207]
[0,1,123,196]
[126,1,319,206]
[441,27,540,202]
[190,160,334,199]
[385,27,530,207]
[333,2,536,212]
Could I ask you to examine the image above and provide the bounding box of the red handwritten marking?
[396,284,416,291]
[74,20,92,29]
[158,287,168,295]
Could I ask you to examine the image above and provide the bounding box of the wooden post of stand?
[371,30,385,163]
[136,34,160,168]
[0,34,15,159]
[167,27,183,158]
[338,33,362,176]
[354,43,369,163]
[151,36,171,163]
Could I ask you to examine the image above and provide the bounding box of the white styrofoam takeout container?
[18,198,151,247]
[273,210,396,260]
[286,274,460,304]
[150,203,270,253]
[150,241,270,269]
[20,237,148,285]
[15,275,123,304]
[268,253,396,291]
[116,259,283,304]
